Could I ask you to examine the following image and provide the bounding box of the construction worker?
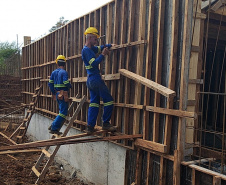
[48,55,72,135]
[82,27,116,134]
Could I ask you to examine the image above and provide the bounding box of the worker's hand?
[52,95,56,101]
[102,48,109,56]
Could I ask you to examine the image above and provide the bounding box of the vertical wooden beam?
[164,0,179,153]
[116,0,127,132]
[135,148,143,185]
[185,0,202,154]
[159,156,166,185]
[143,0,155,140]
[105,3,113,76]
[192,168,196,185]
[213,176,222,185]
[173,150,180,185]
[146,152,153,185]
[123,0,135,138]
[175,0,192,184]
[133,0,146,135]
[153,0,165,142]
[111,0,120,126]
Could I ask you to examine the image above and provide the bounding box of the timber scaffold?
[20,0,226,184]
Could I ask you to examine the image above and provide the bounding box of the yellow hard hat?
[55,55,66,64]
[84,27,100,38]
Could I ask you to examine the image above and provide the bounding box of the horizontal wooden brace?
[34,100,196,119]
[135,138,167,153]
[0,149,42,155]
[187,100,196,106]
[21,77,42,81]
[181,158,215,166]
[193,12,206,19]
[115,103,143,109]
[189,164,226,181]
[189,79,203,84]
[72,73,120,83]
[111,40,147,50]
[35,107,58,117]
[119,69,176,98]
[191,46,200,52]
[0,134,143,151]
[21,40,147,70]
[145,106,197,119]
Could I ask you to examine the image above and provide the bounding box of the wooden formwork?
[21,0,225,184]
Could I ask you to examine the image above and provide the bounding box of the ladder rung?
[17,136,22,139]
[35,87,40,91]
[32,94,38,98]
[32,166,40,177]
[30,102,35,106]
[23,118,28,122]
[20,127,26,130]
[42,149,51,158]
[27,110,32,113]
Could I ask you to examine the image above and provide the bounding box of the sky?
[0,0,112,48]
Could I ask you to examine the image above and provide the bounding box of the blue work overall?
[48,68,71,131]
[82,44,113,128]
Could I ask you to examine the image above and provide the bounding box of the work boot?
[85,126,96,135]
[102,122,116,132]
[48,125,52,130]
[49,130,62,135]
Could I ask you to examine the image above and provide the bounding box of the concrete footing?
[27,113,126,185]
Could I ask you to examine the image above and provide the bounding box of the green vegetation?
[49,17,69,33]
[0,41,20,76]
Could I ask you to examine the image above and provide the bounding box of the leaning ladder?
[9,85,43,143]
[31,95,86,184]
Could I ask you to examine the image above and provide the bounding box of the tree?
[0,41,20,76]
[49,17,69,33]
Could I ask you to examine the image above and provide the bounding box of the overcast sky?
[0,0,112,47]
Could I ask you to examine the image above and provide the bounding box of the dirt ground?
[0,129,90,185]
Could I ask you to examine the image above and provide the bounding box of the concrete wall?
[27,113,127,185]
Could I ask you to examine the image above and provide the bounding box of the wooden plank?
[119,69,176,98]
[32,166,40,177]
[42,149,51,158]
[181,158,215,166]
[135,148,142,184]
[145,106,197,119]
[146,152,153,185]
[153,0,165,143]
[192,168,196,185]
[0,134,143,151]
[21,40,147,70]
[133,0,146,135]
[173,150,180,185]
[189,164,226,181]
[71,73,120,83]
[0,149,42,155]
[188,79,203,84]
[213,176,222,185]
[123,0,136,143]
[0,132,17,145]
[175,0,192,183]
[116,0,127,133]
[135,138,167,153]
[164,0,179,153]
[143,0,155,140]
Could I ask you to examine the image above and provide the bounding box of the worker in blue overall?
[48,55,72,135]
[82,27,116,134]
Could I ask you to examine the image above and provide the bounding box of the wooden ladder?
[31,95,86,184]
[9,85,43,143]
